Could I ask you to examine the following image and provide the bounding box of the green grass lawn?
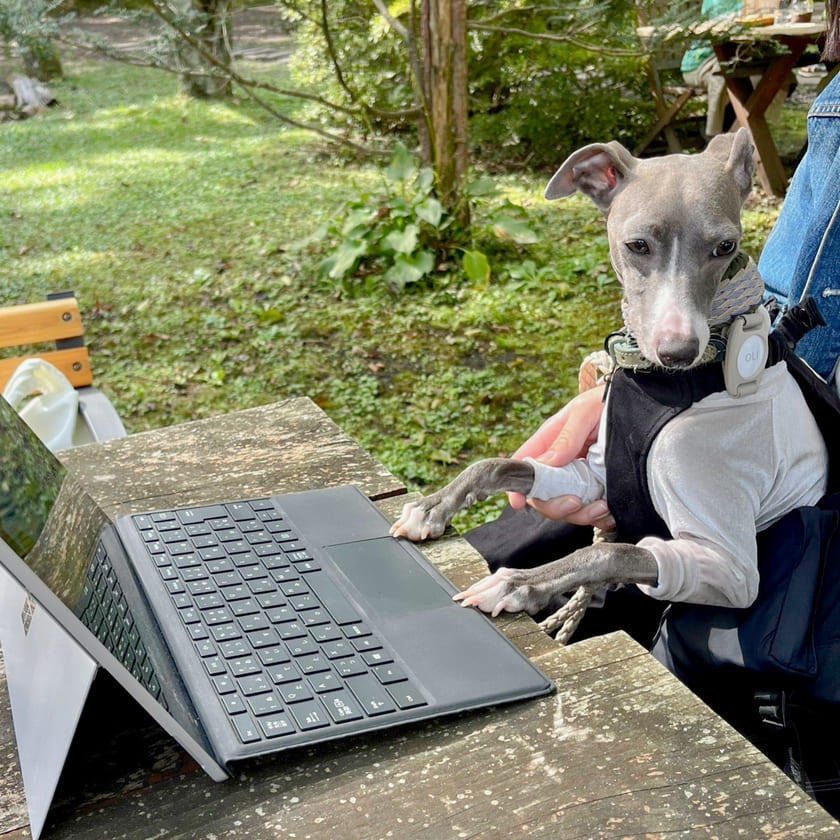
[0,57,794,530]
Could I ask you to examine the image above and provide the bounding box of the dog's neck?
[708,252,765,325]
[610,253,766,372]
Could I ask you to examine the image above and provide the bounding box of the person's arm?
[509,384,615,530]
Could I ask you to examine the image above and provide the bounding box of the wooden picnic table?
[0,397,837,838]
[714,20,827,197]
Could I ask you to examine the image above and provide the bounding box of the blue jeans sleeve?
[759,73,840,381]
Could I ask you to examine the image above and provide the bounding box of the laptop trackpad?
[325,538,455,618]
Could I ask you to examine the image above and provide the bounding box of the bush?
[288,1,656,169]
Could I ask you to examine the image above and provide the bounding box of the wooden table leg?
[715,40,808,197]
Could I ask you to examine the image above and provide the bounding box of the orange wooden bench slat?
[0,298,84,349]
[0,347,93,391]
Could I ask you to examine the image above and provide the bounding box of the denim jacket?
[759,71,840,382]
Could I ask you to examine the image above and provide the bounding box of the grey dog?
[391,128,828,637]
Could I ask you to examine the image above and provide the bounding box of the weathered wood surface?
[39,633,838,840]
[59,397,405,517]
[0,399,833,838]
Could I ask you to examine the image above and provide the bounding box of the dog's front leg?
[454,542,658,618]
[390,458,534,541]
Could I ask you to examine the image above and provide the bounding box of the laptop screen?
[0,396,106,611]
[0,395,221,774]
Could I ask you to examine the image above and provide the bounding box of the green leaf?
[341,207,375,237]
[462,250,491,285]
[325,239,368,279]
[415,197,444,227]
[416,167,435,192]
[383,223,418,254]
[384,250,435,289]
[492,216,539,245]
[467,177,498,198]
[386,142,416,183]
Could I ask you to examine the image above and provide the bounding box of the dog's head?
[545,128,755,368]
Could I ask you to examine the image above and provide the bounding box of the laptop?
[0,395,554,784]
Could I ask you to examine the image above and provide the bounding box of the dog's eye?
[713,240,737,257]
[626,240,650,255]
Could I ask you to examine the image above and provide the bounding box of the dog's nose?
[656,334,700,368]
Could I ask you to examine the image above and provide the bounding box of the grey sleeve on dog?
[525,456,606,505]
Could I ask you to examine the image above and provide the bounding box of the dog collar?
[607,252,763,374]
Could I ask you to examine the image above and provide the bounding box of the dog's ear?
[545,142,636,211]
[705,128,755,202]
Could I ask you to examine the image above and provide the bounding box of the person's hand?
[509,384,616,530]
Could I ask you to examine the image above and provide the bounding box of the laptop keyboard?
[79,542,165,705]
[132,498,428,744]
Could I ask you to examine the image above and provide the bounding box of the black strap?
[604,363,726,543]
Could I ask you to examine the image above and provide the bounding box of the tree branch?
[467,22,642,57]
[371,0,410,42]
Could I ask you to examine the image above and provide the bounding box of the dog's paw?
[453,568,534,616]
[390,500,447,541]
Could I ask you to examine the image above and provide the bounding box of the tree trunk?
[421,0,469,225]
[176,0,233,98]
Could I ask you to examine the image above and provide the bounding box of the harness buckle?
[755,689,789,730]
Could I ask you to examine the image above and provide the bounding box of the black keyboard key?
[289,699,329,731]
[308,672,341,693]
[362,649,392,666]
[372,663,407,684]
[311,624,343,643]
[227,502,256,520]
[195,639,216,657]
[352,636,382,653]
[276,621,307,641]
[346,674,396,716]
[195,593,225,610]
[248,628,280,648]
[256,591,286,608]
[229,656,261,677]
[297,653,331,675]
[247,578,276,594]
[258,713,295,738]
[278,682,313,704]
[204,657,227,677]
[215,571,243,587]
[322,689,364,724]
[178,504,228,524]
[323,640,354,660]
[231,713,261,743]
[187,624,208,641]
[387,680,426,710]
[239,674,272,696]
[257,645,290,666]
[213,674,236,694]
[248,692,283,716]
[219,639,251,659]
[203,608,234,626]
[211,623,242,642]
[230,598,260,617]
[286,637,319,657]
[300,608,331,627]
[221,584,251,602]
[221,693,247,715]
[334,657,367,678]
[239,614,270,633]
[344,622,372,639]
[267,662,301,684]
[304,571,361,625]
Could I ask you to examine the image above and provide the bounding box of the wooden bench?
[0,292,126,444]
